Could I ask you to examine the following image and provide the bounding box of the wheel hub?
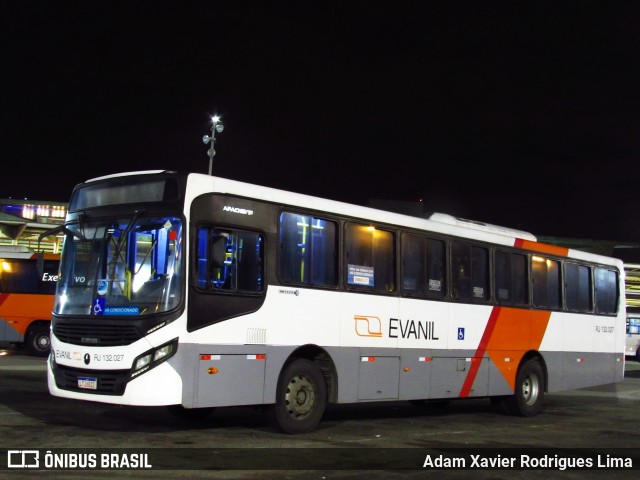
[284,375,315,418]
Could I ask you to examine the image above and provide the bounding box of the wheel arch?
[24,320,52,357]
[25,319,51,338]
[280,344,338,404]
[518,350,548,393]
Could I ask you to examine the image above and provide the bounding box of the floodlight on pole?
[203,115,224,175]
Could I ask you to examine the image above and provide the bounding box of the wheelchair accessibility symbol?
[97,279,108,296]
[457,327,465,340]
[93,298,105,315]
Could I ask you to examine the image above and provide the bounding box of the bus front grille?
[53,323,142,346]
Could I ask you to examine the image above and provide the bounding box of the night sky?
[3,2,640,241]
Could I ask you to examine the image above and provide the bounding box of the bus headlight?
[131,338,178,379]
[134,354,152,371]
[153,343,174,361]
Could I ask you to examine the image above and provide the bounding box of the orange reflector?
[403,367,410,372]
[208,367,219,374]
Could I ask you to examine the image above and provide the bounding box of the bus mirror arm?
[38,224,71,249]
[36,224,65,258]
[38,224,87,250]
[35,226,65,276]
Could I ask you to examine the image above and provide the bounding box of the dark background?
[2,2,639,241]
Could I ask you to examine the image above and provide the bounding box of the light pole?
[203,115,224,175]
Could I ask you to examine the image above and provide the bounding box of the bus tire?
[26,323,51,357]
[636,347,640,363]
[505,358,545,417]
[268,359,327,434]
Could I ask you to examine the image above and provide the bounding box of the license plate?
[78,377,97,390]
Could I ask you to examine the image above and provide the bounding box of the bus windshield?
[54,215,183,317]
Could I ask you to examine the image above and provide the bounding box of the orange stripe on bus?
[459,307,551,397]
[514,238,569,257]
[486,308,551,390]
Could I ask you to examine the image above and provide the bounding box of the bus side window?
[471,245,489,301]
[594,267,618,314]
[196,228,209,289]
[211,236,227,269]
[401,235,446,298]
[426,238,446,298]
[196,227,264,294]
[532,255,561,310]
[565,262,592,312]
[345,222,395,293]
[401,233,426,295]
[495,250,528,306]
[451,241,471,300]
[450,241,488,302]
[211,234,233,290]
[278,212,337,287]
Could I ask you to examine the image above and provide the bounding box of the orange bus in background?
[0,246,59,356]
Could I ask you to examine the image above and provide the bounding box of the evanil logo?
[223,206,253,215]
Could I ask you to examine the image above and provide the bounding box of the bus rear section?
[0,246,59,356]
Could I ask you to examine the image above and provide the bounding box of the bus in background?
[46,171,626,433]
[0,246,59,356]
[626,315,640,361]
[624,263,640,361]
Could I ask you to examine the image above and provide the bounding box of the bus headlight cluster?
[131,338,178,379]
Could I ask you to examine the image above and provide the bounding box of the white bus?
[46,170,626,433]
[626,315,640,361]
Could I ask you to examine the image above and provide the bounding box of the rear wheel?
[505,358,545,416]
[636,347,640,363]
[26,323,51,357]
[268,359,327,434]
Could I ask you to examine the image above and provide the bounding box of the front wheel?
[268,359,327,434]
[26,323,51,357]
